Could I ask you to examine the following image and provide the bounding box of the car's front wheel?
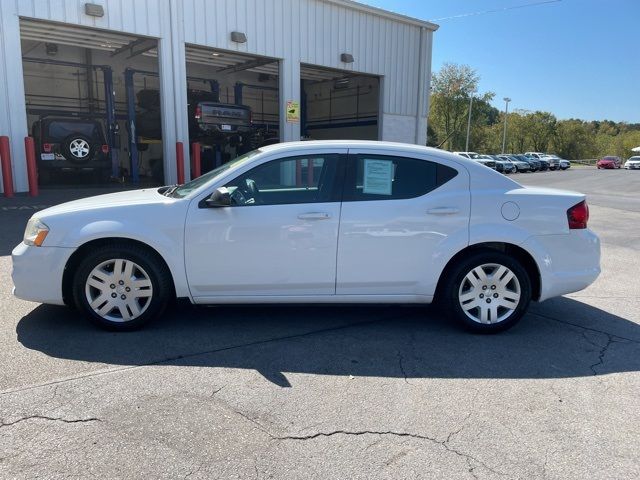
[72,244,172,330]
[440,251,532,333]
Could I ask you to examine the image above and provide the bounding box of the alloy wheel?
[458,263,521,324]
[84,258,153,322]
[69,138,90,158]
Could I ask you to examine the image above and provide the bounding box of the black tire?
[72,243,173,331]
[438,250,532,333]
[61,134,96,164]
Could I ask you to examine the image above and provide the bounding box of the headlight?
[24,218,49,246]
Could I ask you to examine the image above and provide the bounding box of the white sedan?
[12,141,601,333]
[625,156,640,169]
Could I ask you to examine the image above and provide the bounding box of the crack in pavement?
[273,430,506,477]
[530,311,639,344]
[0,415,101,429]
[396,352,413,385]
[588,333,617,375]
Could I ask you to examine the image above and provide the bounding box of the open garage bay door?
[301,64,380,141]
[183,44,280,173]
[20,19,164,188]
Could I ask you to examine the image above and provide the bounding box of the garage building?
[0,0,437,193]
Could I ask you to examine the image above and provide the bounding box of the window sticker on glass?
[363,159,393,195]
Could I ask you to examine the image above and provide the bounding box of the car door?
[336,150,470,296]
[184,151,346,300]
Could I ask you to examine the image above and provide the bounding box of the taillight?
[567,200,589,229]
[195,106,202,120]
[249,111,253,125]
[101,144,109,154]
[43,143,52,153]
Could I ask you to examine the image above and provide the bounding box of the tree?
[429,63,494,151]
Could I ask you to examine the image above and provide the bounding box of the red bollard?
[191,142,201,179]
[0,136,14,198]
[24,137,38,197]
[176,142,185,184]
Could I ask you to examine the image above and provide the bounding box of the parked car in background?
[498,155,531,173]
[541,154,561,170]
[597,156,622,169]
[559,159,571,170]
[12,140,601,334]
[488,155,515,174]
[536,157,550,171]
[452,152,496,169]
[624,156,640,170]
[514,154,540,172]
[32,117,111,184]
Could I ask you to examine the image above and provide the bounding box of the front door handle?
[298,212,331,220]
[427,207,460,215]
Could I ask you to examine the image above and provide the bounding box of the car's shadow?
[16,298,640,386]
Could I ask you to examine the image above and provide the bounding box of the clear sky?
[360,0,640,123]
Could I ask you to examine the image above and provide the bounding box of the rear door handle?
[298,212,331,220]
[427,207,460,215]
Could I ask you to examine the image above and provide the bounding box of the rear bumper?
[521,230,601,302]
[11,242,75,305]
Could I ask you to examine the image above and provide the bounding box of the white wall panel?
[16,0,164,37]
[179,0,434,119]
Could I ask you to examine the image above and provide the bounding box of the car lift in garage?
[124,69,280,180]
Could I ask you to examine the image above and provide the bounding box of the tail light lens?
[195,106,202,120]
[101,145,109,154]
[43,143,52,153]
[249,111,253,125]
[567,200,589,229]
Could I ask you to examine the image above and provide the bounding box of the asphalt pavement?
[1,169,638,479]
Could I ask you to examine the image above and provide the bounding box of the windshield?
[467,153,481,159]
[169,149,262,198]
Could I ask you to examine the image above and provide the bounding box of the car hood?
[36,188,173,218]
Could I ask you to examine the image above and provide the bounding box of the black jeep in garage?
[32,117,110,184]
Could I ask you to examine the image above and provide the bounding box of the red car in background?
[597,156,622,169]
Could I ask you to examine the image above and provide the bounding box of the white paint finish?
[336,149,471,295]
[185,201,342,296]
[10,141,600,313]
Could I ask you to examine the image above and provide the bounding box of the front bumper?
[11,242,76,305]
[521,230,601,302]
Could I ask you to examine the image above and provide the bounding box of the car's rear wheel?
[440,251,532,333]
[72,244,172,330]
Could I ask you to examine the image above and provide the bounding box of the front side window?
[343,154,458,202]
[224,154,341,206]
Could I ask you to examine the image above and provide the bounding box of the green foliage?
[428,63,640,159]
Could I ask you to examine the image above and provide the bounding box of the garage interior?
[20,19,164,187]
[183,44,280,174]
[301,64,379,141]
[18,20,382,189]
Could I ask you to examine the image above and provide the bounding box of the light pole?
[501,97,511,154]
[465,94,474,152]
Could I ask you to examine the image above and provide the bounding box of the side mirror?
[205,187,231,208]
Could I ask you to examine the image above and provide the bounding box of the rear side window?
[344,154,458,201]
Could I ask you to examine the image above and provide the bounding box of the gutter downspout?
[414,27,427,145]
